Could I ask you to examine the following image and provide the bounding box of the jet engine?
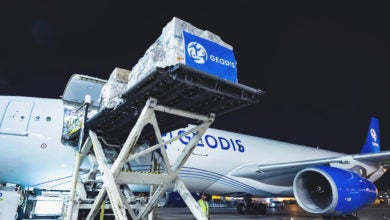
[293,165,377,215]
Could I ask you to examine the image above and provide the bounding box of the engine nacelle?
[293,166,377,215]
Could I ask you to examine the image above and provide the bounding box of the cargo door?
[0,100,34,136]
[62,74,106,108]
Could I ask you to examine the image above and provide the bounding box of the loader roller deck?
[82,63,263,144]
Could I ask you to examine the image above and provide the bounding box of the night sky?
[1,2,389,188]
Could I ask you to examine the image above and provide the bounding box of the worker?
[197,193,209,219]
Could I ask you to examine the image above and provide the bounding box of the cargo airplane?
[0,73,389,219]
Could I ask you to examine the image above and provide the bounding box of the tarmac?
[23,204,390,219]
[155,204,390,220]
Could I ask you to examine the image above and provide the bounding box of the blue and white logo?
[187,42,208,64]
[370,128,377,142]
[370,128,379,147]
[183,31,237,82]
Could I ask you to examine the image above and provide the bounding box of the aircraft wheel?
[346,211,358,219]
[237,203,247,214]
[257,203,266,214]
[157,192,169,207]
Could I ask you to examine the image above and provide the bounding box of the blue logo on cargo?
[187,42,208,64]
[183,31,237,82]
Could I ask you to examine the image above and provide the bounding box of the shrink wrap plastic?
[99,67,130,109]
[127,17,234,90]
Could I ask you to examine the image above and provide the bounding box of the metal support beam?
[67,97,215,220]
[65,137,92,220]
[87,130,128,220]
[138,121,212,220]
[86,98,157,219]
[173,178,207,220]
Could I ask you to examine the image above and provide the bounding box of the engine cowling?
[293,165,377,215]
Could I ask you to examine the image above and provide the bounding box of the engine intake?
[293,166,377,215]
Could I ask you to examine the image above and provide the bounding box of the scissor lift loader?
[63,64,263,220]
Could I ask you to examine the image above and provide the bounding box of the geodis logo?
[186,41,236,68]
[370,128,379,147]
[187,42,208,64]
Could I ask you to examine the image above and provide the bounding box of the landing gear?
[237,196,266,215]
[322,211,358,219]
[237,202,247,214]
[346,211,358,219]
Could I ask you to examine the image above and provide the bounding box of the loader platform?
[83,63,263,144]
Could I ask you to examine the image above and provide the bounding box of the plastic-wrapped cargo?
[99,67,130,109]
[127,17,238,90]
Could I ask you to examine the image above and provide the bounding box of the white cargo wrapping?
[99,67,130,109]
[127,17,237,90]
[0,190,19,220]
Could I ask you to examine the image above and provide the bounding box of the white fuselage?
[0,96,76,189]
[0,96,343,196]
[162,125,343,196]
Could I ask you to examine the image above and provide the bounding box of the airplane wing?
[230,150,390,186]
[353,150,390,166]
[230,156,343,186]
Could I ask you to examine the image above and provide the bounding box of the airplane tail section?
[360,117,380,154]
